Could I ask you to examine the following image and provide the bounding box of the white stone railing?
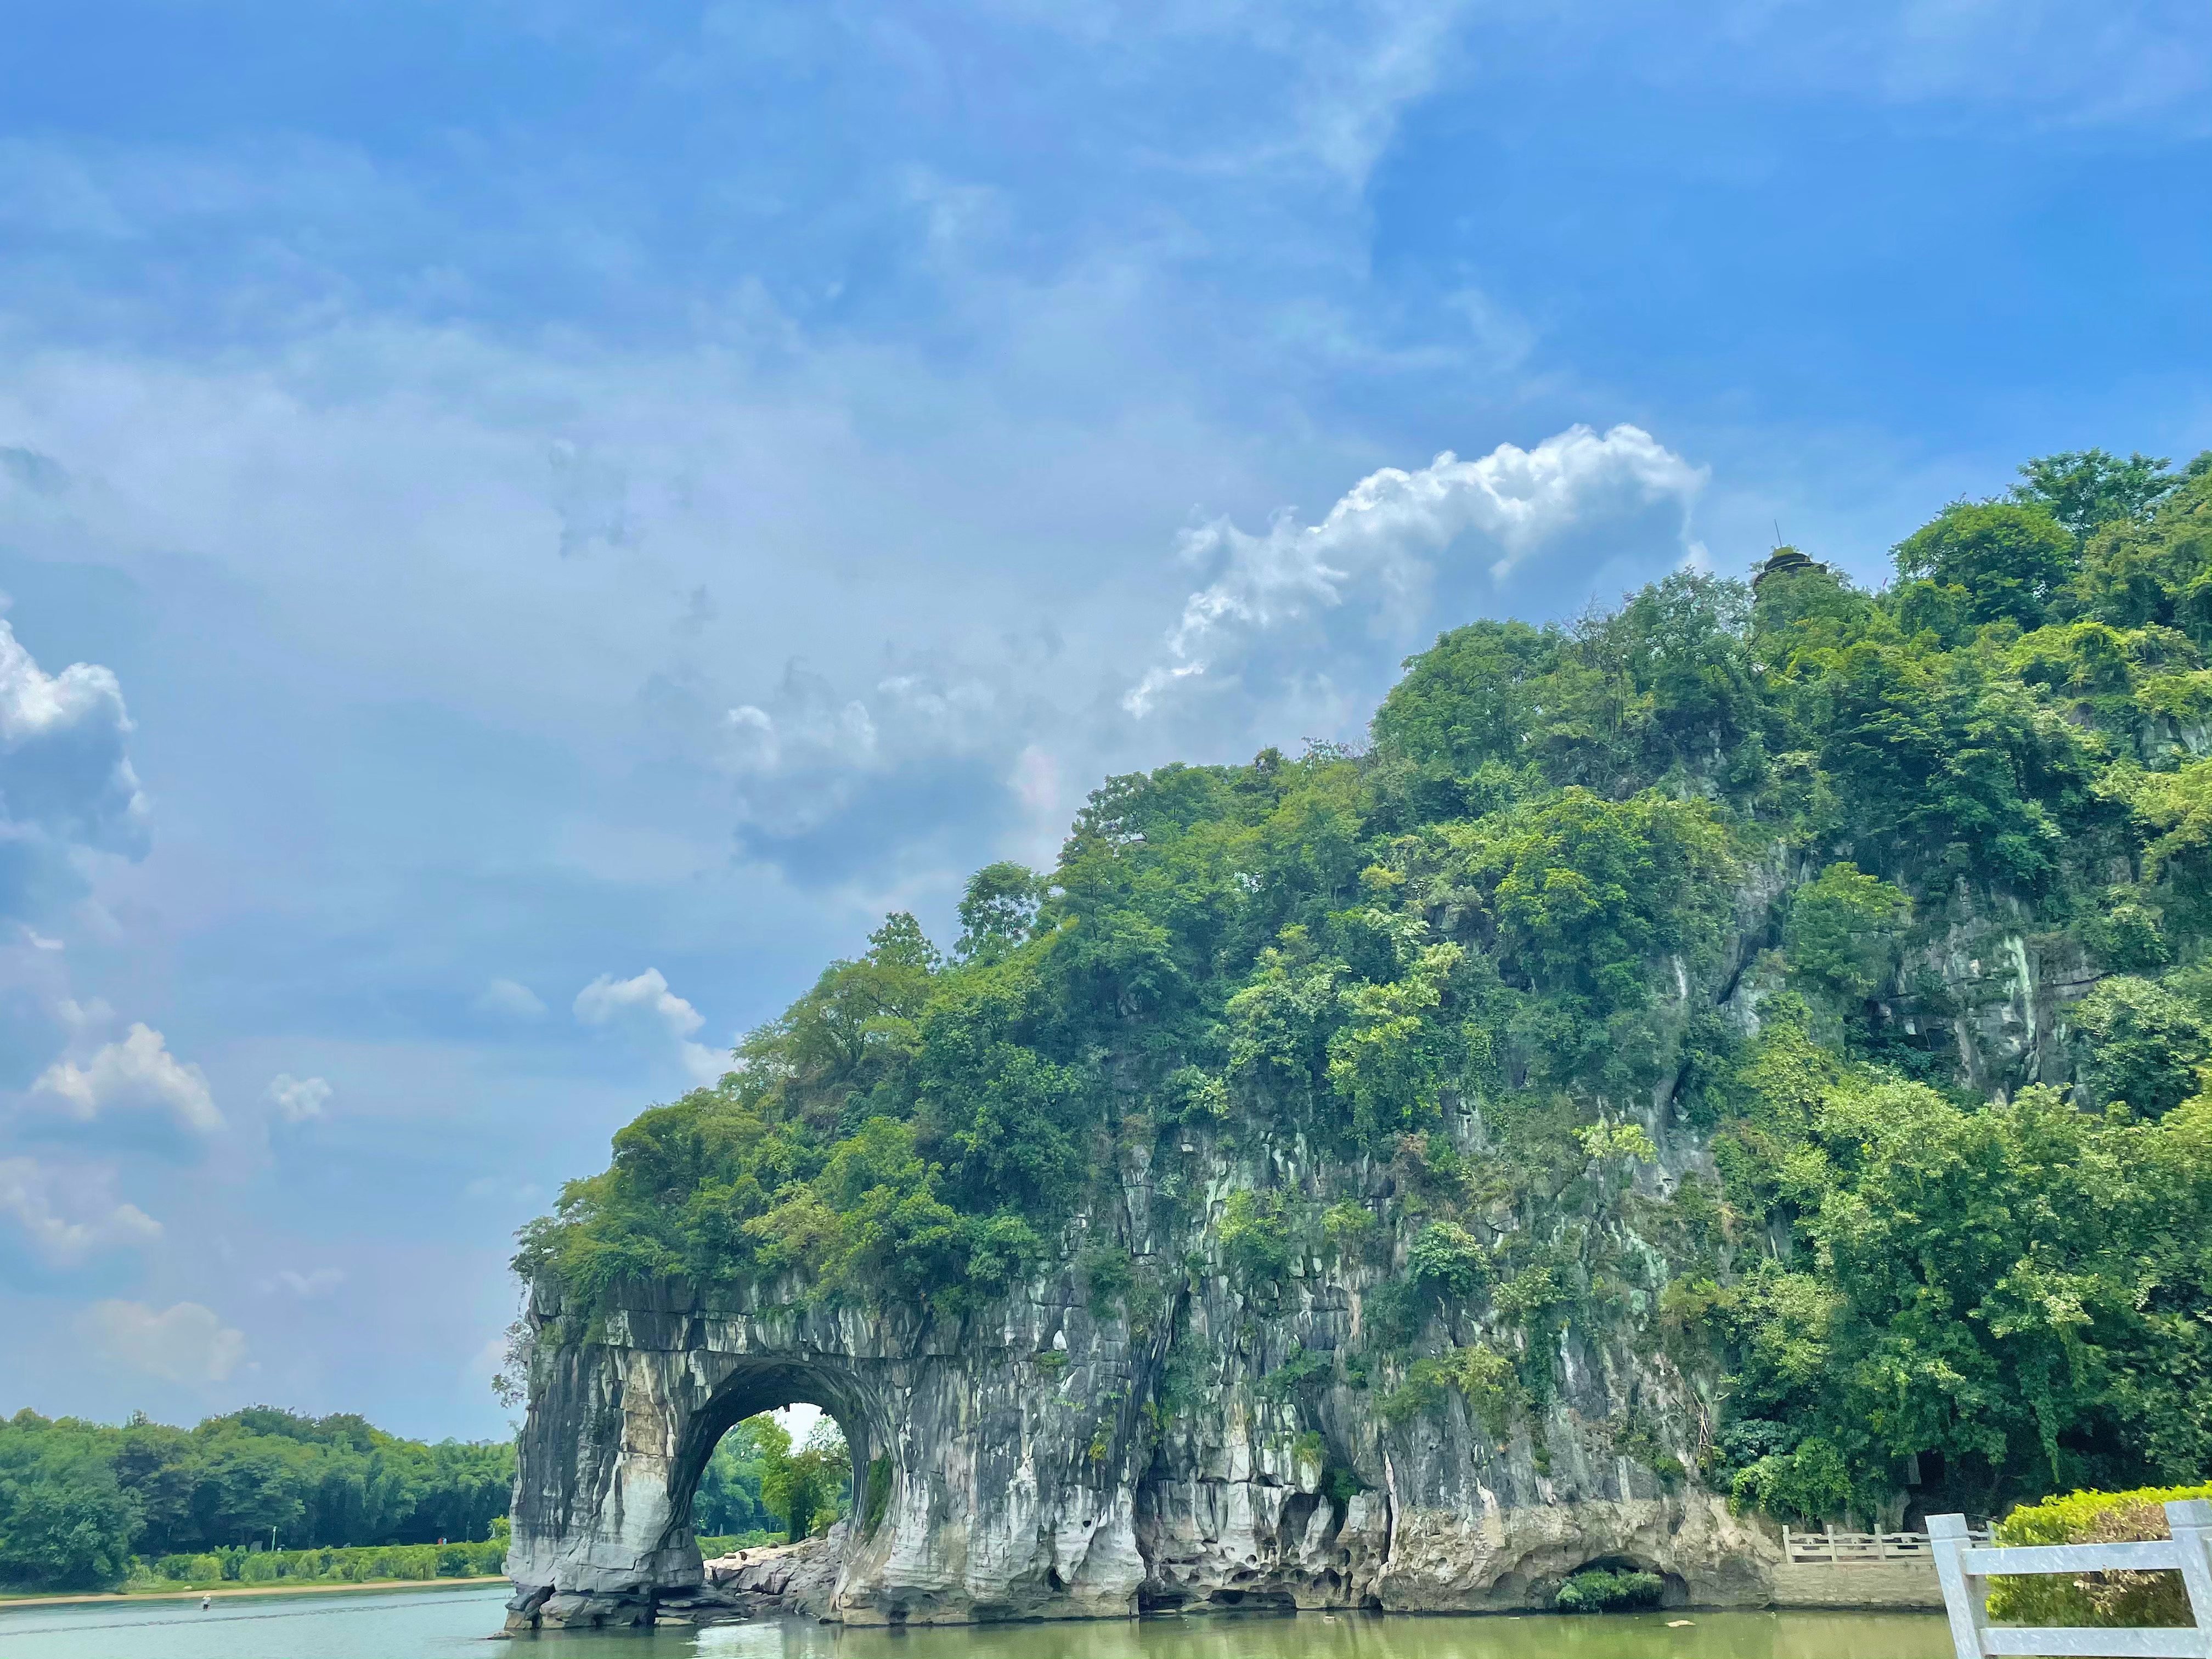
[1787,1526,1987,1564]
[1931,1502,2212,1658]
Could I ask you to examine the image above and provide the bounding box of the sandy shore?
[0,1575,507,1612]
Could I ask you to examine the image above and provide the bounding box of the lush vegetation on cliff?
[520,448,2212,1527]
[0,1406,512,1591]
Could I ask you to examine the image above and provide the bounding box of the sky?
[0,0,2205,1443]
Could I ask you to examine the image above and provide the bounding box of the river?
[0,1589,1953,1658]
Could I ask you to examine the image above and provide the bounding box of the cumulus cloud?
[1126,424,1708,714]
[0,1156,161,1265]
[705,651,1053,883]
[0,612,150,856]
[476,977,548,1018]
[574,968,726,1085]
[80,1298,247,1383]
[266,1073,331,1124]
[32,1023,222,1139]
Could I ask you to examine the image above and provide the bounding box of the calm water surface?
[0,1590,1950,1659]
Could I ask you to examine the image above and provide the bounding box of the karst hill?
[503,449,2212,1629]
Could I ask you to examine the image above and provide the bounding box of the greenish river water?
[0,1587,1951,1659]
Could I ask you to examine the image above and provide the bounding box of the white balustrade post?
[1931,1514,1987,1659]
[2165,1499,2212,1657]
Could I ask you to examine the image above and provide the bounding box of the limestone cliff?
[501,496,2212,1627]
[503,889,2082,1630]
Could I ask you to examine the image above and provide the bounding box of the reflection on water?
[0,1594,1949,1659]
[685,1612,1950,1659]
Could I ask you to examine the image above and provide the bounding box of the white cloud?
[266,1073,332,1124]
[1126,424,1708,714]
[707,652,1037,857]
[574,968,726,1085]
[0,611,150,855]
[0,1156,160,1264]
[33,1023,222,1137]
[80,1299,247,1383]
[476,977,548,1019]
[1277,0,1474,185]
[57,996,112,1031]
[261,1266,344,1298]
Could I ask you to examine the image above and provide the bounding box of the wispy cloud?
[260,1266,344,1298]
[0,1156,161,1265]
[80,1298,247,1384]
[476,978,548,1019]
[574,969,726,1085]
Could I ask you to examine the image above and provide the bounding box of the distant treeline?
[0,1406,514,1590]
[140,1538,510,1590]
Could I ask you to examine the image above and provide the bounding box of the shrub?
[1080,1245,1136,1317]
[1406,1221,1489,1296]
[1259,1346,1333,1399]
[1730,1436,1853,1526]
[1218,1189,1299,1283]
[1376,1345,1523,1436]
[1783,863,1911,1001]
[1556,1567,1663,1612]
[1988,1483,2212,1627]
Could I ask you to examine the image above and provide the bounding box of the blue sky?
[0,0,2204,1440]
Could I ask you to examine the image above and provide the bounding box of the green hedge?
[134,1539,506,1589]
[1988,1483,2212,1627]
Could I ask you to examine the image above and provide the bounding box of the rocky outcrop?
[500,1126,1791,1631]
[501,871,2094,1631]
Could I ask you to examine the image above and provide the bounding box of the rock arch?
[503,1217,1784,1628]
[501,1274,1148,1630]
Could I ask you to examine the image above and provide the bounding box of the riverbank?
[0,1574,505,1611]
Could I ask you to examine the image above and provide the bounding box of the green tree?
[0,1414,140,1589]
[2013,450,2177,541]
[1783,863,1911,1002]
[2069,975,2208,1116]
[757,1417,850,1544]
[693,1419,771,1536]
[1894,500,2076,630]
[955,862,1046,963]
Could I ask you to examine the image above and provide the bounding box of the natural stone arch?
[503,1231,1786,1629]
[667,1357,875,1551]
[501,1273,1152,1630]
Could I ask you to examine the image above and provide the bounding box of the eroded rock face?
[501,1167,1790,1630]
[501,856,2088,1629]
